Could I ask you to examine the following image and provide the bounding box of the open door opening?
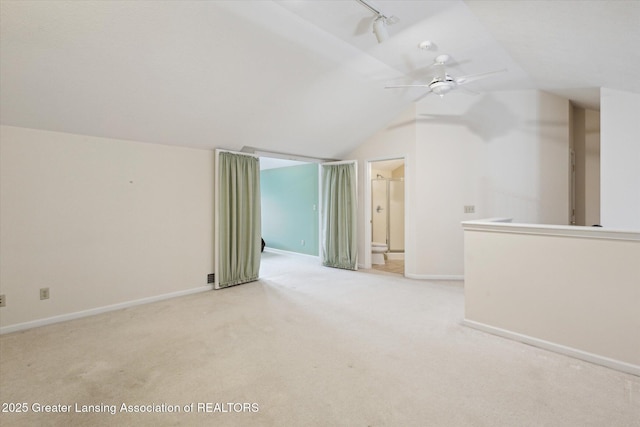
[366,157,405,275]
[259,156,319,257]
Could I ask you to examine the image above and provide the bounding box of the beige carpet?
[1,251,639,426]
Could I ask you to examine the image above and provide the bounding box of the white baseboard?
[264,247,320,260]
[405,274,464,281]
[463,319,640,377]
[385,252,405,261]
[0,285,213,335]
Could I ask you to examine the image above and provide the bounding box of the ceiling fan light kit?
[429,81,453,97]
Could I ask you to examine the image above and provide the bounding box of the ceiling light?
[372,17,389,43]
[430,82,453,97]
[355,0,399,44]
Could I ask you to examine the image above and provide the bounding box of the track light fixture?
[372,16,389,43]
[355,0,399,44]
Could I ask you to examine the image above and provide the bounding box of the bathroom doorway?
[368,158,405,275]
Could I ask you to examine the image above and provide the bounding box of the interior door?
[214,149,262,289]
[320,160,358,270]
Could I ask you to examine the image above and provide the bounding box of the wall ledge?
[463,319,640,377]
[462,218,640,242]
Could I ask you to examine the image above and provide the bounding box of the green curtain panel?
[321,162,357,270]
[218,152,262,288]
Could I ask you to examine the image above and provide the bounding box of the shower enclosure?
[371,177,405,253]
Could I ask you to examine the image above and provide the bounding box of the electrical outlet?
[301,240,305,246]
[464,205,475,214]
[0,294,5,307]
[40,287,50,300]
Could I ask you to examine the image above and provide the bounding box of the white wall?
[413,90,570,277]
[0,126,214,330]
[463,220,640,374]
[479,91,570,225]
[348,91,570,278]
[600,88,640,230]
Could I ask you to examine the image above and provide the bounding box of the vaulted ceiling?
[1,1,639,160]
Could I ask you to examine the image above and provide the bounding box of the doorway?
[259,156,319,257]
[253,149,358,274]
[259,157,358,271]
[366,158,406,275]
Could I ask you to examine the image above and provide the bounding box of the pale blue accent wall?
[260,163,319,256]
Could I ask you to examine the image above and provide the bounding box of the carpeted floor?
[1,251,638,426]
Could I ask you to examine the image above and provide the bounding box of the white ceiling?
[1,1,639,160]
[260,157,310,171]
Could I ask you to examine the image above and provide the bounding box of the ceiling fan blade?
[385,84,430,89]
[431,63,447,80]
[442,57,471,69]
[459,86,480,95]
[402,54,418,76]
[407,64,431,79]
[456,69,506,85]
[413,90,433,102]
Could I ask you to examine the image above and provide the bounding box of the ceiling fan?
[385,54,506,98]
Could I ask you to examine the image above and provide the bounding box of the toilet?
[371,242,388,265]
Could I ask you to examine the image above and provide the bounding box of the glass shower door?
[371,179,387,245]
[388,179,404,252]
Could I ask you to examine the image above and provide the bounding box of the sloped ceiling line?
[1,1,638,158]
